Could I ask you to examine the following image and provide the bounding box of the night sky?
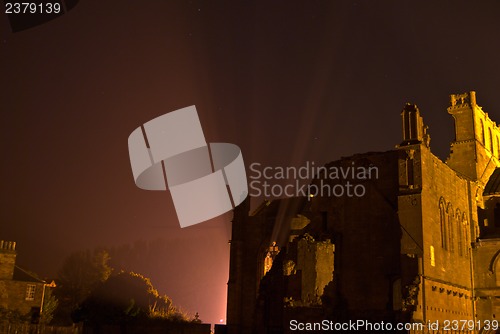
[1,0,500,325]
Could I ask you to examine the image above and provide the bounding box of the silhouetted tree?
[40,288,58,324]
[73,271,187,325]
[53,249,112,324]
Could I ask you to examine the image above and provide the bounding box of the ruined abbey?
[225,92,500,333]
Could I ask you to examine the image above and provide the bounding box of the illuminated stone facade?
[225,92,500,334]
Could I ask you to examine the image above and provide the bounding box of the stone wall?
[473,238,500,321]
[0,279,45,316]
[311,151,401,319]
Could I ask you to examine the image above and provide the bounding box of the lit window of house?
[25,284,36,301]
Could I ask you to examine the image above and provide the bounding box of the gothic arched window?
[489,128,494,152]
[462,213,469,258]
[439,198,447,250]
[447,203,454,253]
[496,256,500,286]
[456,209,463,256]
[480,120,485,144]
[497,136,500,157]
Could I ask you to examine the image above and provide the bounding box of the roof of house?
[12,265,46,284]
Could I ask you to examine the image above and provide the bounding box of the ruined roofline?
[250,197,308,217]
[247,92,500,215]
[447,91,500,143]
[336,149,398,162]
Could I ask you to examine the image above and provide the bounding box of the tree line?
[48,248,197,326]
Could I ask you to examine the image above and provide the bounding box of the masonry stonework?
[225,92,500,334]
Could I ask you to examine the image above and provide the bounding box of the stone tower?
[447,91,500,183]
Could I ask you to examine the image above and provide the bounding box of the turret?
[446,91,500,182]
[400,103,430,148]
